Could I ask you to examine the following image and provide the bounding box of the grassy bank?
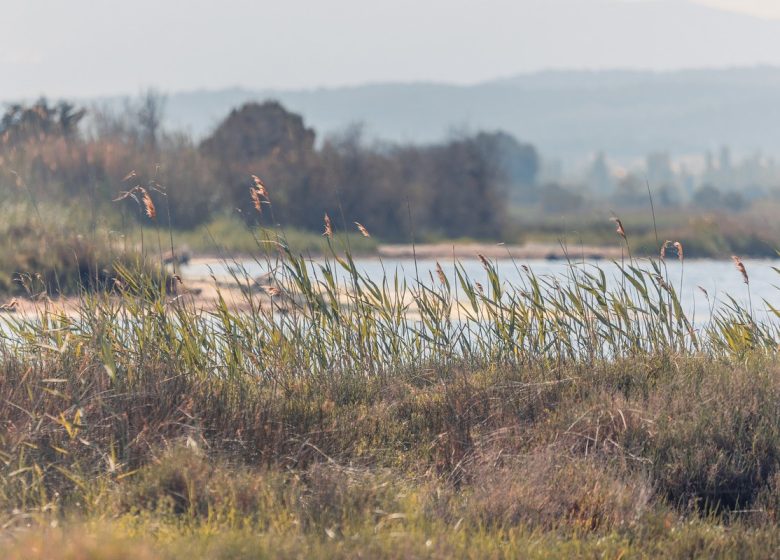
[510,204,780,259]
[140,215,379,258]
[0,202,378,298]
[0,203,169,297]
[176,206,780,260]
[0,233,779,557]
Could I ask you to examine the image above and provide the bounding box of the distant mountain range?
[25,0,780,163]
[106,67,780,164]
[5,0,780,162]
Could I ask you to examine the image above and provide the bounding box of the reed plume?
[323,213,333,238]
[654,275,670,291]
[354,222,370,238]
[114,185,155,219]
[249,175,270,213]
[250,186,263,213]
[612,217,626,240]
[141,188,156,219]
[732,256,749,285]
[673,242,684,262]
[660,240,672,261]
[435,262,447,285]
[251,175,269,199]
[264,286,282,297]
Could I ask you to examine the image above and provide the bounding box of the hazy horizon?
[7,0,780,100]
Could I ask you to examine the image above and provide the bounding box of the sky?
[3,0,780,99]
[692,0,780,19]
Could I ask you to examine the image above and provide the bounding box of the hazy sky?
[4,0,780,99]
[693,0,780,19]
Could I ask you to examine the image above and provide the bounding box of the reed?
[0,201,778,558]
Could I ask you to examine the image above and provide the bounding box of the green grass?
[508,204,780,258]
[140,215,379,257]
[0,202,167,296]
[0,203,377,297]
[0,214,779,557]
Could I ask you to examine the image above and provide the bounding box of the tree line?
[0,96,540,241]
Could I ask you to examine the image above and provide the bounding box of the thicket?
[1,97,536,241]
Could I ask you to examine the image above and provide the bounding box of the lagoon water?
[183,257,780,323]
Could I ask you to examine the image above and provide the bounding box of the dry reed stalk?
[250,186,263,213]
[113,185,156,219]
[112,189,136,202]
[660,240,672,261]
[0,298,19,312]
[673,242,684,262]
[249,175,270,213]
[323,213,333,238]
[251,175,269,199]
[141,188,156,219]
[654,275,670,291]
[435,262,447,285]
[732,256,749,285]
[354,222,371,238]
[265,286,282,297]
[478,254,490,269]
[612,217,626,240]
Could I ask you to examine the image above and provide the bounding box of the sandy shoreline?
[187,242,625,263]
[0,242,626,319]
[376,242,624,260]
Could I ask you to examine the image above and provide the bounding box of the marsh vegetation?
[3,96,780,559]
[0,204,779,558]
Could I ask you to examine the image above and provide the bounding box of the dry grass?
[0,204,777,557]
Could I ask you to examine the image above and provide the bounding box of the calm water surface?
[184,257,780,323]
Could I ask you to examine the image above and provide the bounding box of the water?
[182,257,780,322]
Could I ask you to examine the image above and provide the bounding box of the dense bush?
[1,98,521,241]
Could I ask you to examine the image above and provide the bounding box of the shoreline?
[185,242,777,263]
[186,242,627,263]
[376,242,624,260]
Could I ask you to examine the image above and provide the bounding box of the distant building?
[646,152,674,187]
[586,151,614,195]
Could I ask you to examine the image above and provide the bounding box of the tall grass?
[0,209,779,557]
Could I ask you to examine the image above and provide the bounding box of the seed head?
[251,175,269,198]
[354,222,370,238]
[732,256,749,285]
[323,213,333,238]
[250,186,263,213]
[611,217,626,240]
[673,242,684,262]
[141,188,156,219]
[654,275,670,291]
[660,240,672,261]
[265,286,282,297]
[435,262,447,285]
